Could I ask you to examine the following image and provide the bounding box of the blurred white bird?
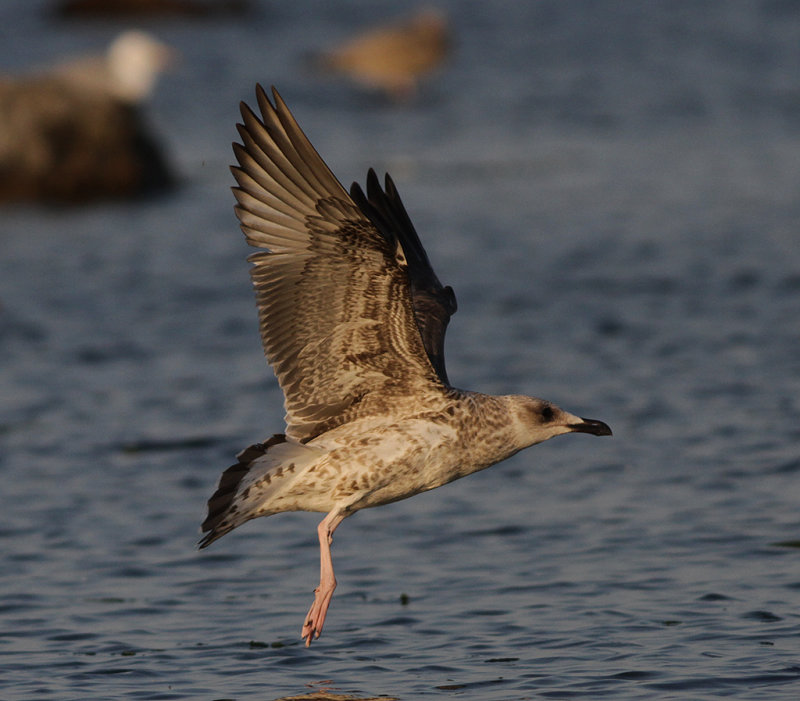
[0,31,175,204]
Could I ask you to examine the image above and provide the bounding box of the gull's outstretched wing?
[350,169,456,385]
[231,85,444,443]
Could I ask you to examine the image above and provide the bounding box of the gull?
[199,85,612,646]
[311,8,449,101]
[51,30,175,104]
[0,31,174,204]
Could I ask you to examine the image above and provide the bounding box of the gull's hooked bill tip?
[569,418,613,436]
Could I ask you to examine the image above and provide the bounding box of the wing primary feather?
[350,169,456,385]
[268,86,350,200]
[236,101,320,205]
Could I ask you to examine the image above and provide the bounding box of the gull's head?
[507,395,612,449]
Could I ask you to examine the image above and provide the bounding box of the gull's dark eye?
[541,405,554,422]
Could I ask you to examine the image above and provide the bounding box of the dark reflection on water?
[2,0,800,699]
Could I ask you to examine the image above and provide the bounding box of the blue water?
[2,1,800,699]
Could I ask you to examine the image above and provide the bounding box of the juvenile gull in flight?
[200,85,612,646]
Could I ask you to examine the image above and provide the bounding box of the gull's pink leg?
[302,510,346,646]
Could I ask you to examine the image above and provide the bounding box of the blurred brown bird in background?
[311,8,450,101]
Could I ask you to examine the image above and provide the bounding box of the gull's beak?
[568,417,613,436]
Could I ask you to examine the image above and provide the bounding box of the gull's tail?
[199,434,323,548]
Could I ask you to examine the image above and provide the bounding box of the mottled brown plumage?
[200,86,611,646]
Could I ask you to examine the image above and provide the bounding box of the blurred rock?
[0,32,175,205]
[52,0,250,19]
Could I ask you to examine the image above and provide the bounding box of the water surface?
[2,1,800,699]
